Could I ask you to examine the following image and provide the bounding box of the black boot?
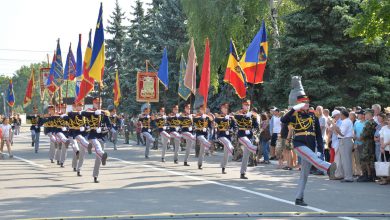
[73,167,76,172]
[357,171,369,182]
[60,163,64,168]
[174,160,178,164]
[295,198,308,206]
[94,177,99,183]
[240,173,248,179]
[198,165,202,170]
[57,160,60,165]
[32,141,34,147]
[77,171,82,177]
[161,158,165,162]
[50,159,54,163]
[184,162,190,166]
[101,152,108,166]
[222,168,227,174]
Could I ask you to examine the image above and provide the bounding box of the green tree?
[348,0,390,46]
[269,0,390,108]
[104,0,126,108]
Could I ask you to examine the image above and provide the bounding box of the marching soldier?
[58,104,71,168]
[180,104,196,166]
[234,100,258,179]
[108,105,119,150]
[166,105,183,164]
[26,107,41,153]
[214,103,236,174]
[83,97,109,183]
[281,95,337,206]
[42,105,58,163]
[193,105,213,170]
[153,107,171,162]
[67,102,89,177]
[138,106,155,159]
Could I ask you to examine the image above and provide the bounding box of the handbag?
[375,153,390,177]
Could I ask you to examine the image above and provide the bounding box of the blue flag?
[157,47,169,89]
[64,43,76,80]
[76,34,83,78]
[244,20,266,63]
[7,80,15,107]
[75,80,81,97]
[53,39,64,87]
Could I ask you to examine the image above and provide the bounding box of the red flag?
[199,38,210,107]
[75,30,94,104]
[23,67,35,107]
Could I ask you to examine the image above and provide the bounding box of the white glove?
[188,127,192,131]
[60,114,67,118]
[189,114,193,119]
[148,129,151,132]
[202,114,206,119]
[113,114,117,117]
[34,114,37,117]
[225,131,230,135]
[245,130,251,135]
[95,110,102,115]
[175,127,180,131]
[96,127,102,133]
[163,126,167,130]
[176,113,180,118]
[293,103,306,111]
[147,115,150,119]
[162,115,167,120]
[246,112,252,118]
[224,115,230,120]
[316,152,322,157]
[202,128,207,132]
[80,127,85,132]
[61,127,67,131]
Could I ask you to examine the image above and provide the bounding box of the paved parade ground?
[1,130,390,220]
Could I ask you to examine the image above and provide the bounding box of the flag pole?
[145,60,150,111]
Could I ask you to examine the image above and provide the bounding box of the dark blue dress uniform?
[167,114,182,133]
[179,114,193,133]
[82,111,111,140]
[280,109,324,152]
[26,115,41,133]
[193,115,212,137]
[139,114,152,134]
[67,111,87,138]
[214,114,236,140]
[153,115,167,133]
[234,112,259,139]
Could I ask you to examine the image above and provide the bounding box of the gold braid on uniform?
[236,117,252,129]
[86,115,100,127]
[293,113,314,132]
[194,119,208,129]
[181,118,192,127]
[217,120,229,130]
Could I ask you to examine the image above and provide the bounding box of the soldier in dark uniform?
[138,106,155,159]
[26,107,41,153]
[214,103,236,174]
[167,105,183,164]
[41,105,58,163]
[67,102,89,177]
[234,100,259,179]
[108,105,119,150]
[281,95,337,206]
[83,97,109,183]
[153,107,171,162]
[180,104,196,166]
[357,109,377,182]
[58,104,71,168]
[193,105,213,170]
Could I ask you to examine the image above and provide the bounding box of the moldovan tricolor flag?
[240,20,268,84]
[89,3,105,86]
[7,80,15,107]
[224,40,247,99]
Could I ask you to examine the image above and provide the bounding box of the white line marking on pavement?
[110,157,358,220]
[2,153,47,169]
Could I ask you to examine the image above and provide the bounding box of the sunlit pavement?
[1,130,389,220]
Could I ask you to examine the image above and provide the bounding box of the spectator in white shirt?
[0,117,13,159]
[335,110,354,182]
[269,108,281,160]
[378,113,390,185]
[372,104,381,124]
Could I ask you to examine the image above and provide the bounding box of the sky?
[0,0,151,76]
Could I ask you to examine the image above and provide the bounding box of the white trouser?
[90,139,106,177]
[48,132,57,160]
[238,136,256,174]
[160,131,171,159]
[182,132,195,162]
[142,132,155,157]
[197,135,211,166]
[219,137,233,168]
